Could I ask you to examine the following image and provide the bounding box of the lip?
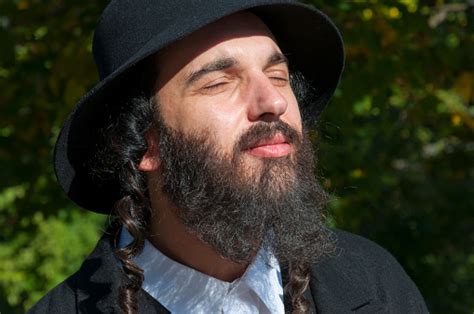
[246,133,291,158]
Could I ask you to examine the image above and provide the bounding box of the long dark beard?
[157,119,334,266]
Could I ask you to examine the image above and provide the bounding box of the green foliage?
[0,209,104,312]
[0,0,472,313]
[0,1,108,312]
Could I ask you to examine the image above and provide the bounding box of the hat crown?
[92,0,175,80]
[92,0,298,80]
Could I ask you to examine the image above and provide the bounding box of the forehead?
[154,12,281,88]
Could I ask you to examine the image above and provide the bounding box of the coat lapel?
[306,230,382,313]
[308,257,375,313]
[281,236,377,313]
[74,231,170,313]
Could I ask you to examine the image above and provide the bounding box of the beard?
[156,118,334,266]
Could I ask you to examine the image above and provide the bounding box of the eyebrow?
[184,51,289,88]
[267,51,289,68]
[185,57,237,87]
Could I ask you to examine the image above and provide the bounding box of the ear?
[138,131,160,171]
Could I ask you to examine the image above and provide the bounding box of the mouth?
[245,133,291,158]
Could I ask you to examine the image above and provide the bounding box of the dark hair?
[93,66,319,313]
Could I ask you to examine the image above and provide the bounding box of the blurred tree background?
[0,0,472,312]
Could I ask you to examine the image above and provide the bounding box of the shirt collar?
[119,227,284,313]
[241,244,284,312]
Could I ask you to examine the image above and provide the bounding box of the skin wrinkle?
[184,52,289,88]
[154,13,281,91]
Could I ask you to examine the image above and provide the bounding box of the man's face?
[147,12,332,264]
[154,12,303,174]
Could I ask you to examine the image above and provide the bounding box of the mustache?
[235,121,301,152]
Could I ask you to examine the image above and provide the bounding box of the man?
[30,0,428,313]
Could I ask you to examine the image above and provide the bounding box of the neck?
[147,180,248,282]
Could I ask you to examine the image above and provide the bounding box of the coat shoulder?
[309,229,429,313]
[27,272,78,314]
[332,228,404,267]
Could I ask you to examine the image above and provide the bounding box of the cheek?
[162,97,247,151]
[283,94,303,132]
[196,105,246,149]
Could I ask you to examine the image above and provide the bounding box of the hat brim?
[54,1,344,214]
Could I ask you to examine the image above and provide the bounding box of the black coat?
[29,229,428,313]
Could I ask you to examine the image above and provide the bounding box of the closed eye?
[269,74,289,87]
[200,80,231,95]
[270,76,288,82]
[204,82,228,90]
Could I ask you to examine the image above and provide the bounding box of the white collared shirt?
[119,228,284,313]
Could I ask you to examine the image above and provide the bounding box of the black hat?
[54,0,344,214]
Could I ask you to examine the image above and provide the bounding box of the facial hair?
[156,119,335,266]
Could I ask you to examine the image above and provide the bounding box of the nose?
[246,73,288,122]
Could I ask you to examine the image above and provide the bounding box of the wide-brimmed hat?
[54,0,345,214]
